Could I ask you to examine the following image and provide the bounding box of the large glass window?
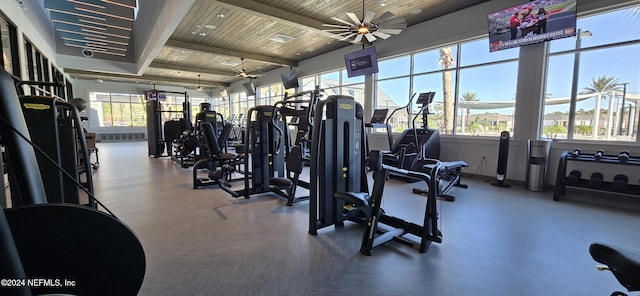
[0,14,19,77]
[374,41,519,137]
[542,5,640,142]
[89,92,146,127]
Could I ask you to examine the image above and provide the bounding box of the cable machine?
[220,105,286,199]
[145,89,190,158]
[308,95,368,235]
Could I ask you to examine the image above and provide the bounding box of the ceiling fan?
[236,58,262,79]
[322,0,407,44]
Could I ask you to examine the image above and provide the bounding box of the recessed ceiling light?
[268,33,295,43]
[199,32,206,36]
[221,60,239,67]
[205,24,217,29]
[380,3,386,7]
[217,14,225,18]
[410,8,423,14]
[191,31,196,34]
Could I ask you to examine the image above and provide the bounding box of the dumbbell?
[594,149,605,161]
[570,148,581,159]
[613,174,629,192]
[589,172,604,189]
[565,170,582,186]
[618,150,630,163]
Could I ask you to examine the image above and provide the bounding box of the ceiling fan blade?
[372,31,391,39]
[354,34,364,43]
[322,24,350,29]
[371,11,394,24]
[378,29,403,35]
[339,33,357,41]
[364,33,377,43]
[346,12,361,24]
[323,29,350,33]
[363,11,376,23]
[330,17,355,26]
[335,31,355,36]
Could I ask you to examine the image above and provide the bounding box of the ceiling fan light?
[358,24,369,34]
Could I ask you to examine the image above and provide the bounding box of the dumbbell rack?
[554,150,640,201]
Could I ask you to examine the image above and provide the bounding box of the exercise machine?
[308,95,368,235]
[335,150,442,255]
[13,79,95,207]
[192,122,239,190]
[173,103,224,168]
[384,92,468,201]
[0,68,145,296]
[219,105,286,199]
[145,89,190,158]
[589,242,640,296]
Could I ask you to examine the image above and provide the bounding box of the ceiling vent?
[268,33,295,43]
[221,60,240,67]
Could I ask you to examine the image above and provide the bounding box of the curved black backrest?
[218,123,233,149]
[368,150,383,173]
[201,122,221,155]
[286,145,304,174]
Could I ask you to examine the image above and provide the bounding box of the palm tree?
[459,92,479,134]
[580,75,622,139]
[439,47,455,134]
[460,92,479,122]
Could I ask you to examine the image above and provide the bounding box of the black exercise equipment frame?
[309,95,368,235]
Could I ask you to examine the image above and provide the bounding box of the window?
[542,5,640,142]
[374,41,519,137]
[89,92,146,127]
[0,14,20,77]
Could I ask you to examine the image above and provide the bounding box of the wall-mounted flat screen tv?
[243,81,256,96]
[344,46,379,78]
[281,69,299,89]
[487,0,577,52]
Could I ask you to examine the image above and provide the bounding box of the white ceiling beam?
[149,61,239,77]
[65,69,230,87]
[164,39,298,67]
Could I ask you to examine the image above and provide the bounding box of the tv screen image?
[344,46,379,78]
[487,0,577,52]
[243,81,256,96]
[281,69,299,89]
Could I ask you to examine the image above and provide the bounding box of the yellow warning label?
[23,103,50,110]
[339,103,353,110]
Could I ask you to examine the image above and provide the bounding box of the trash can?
[526,139,552,191]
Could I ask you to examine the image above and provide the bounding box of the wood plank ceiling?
[60,0,491,90]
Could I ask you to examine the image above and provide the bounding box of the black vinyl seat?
[589,242,640,293]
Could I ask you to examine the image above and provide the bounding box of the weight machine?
[217,105,286,200]
[308,95,368,235]
[145,89,190,158]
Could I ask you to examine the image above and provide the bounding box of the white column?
[606,93,615,140]
[629,104,636,137]
[593,94,601,139]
